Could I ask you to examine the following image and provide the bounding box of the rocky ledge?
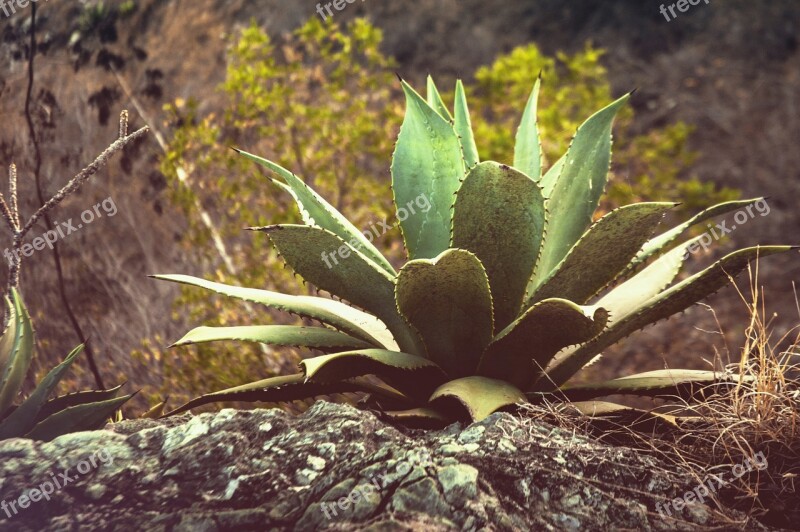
[0,402,778,531]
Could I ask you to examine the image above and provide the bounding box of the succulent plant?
[0,289,132,441]
[156,76,793,425]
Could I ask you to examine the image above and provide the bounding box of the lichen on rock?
[0,402,778,531]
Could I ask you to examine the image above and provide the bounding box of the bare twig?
[5,0,150,389]
[0,170,18,232]
[21,124,149,237]
[8,163,19,230]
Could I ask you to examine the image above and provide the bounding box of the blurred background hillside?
[0,0,798,412]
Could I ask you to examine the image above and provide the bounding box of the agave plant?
[0,289,132,441]
[156,76,793,425]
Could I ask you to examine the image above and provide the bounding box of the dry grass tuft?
[512,264,800,526]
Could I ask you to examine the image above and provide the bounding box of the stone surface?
[0,402,778,531]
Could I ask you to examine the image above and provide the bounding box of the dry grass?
[512,264,800,526]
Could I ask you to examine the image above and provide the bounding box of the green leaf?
[429,376,525,422]
[395,249,493,377]
[553,400,681,433]
[631,198,767,269]
[0,345,83,440]
[35,385,124,424]
[0,295,18,377]
[557,369,753,401]
[254,224,425,355]
[534,94,630,283]
[170,325,373,351]
[301,349,447,400]
[25,394,133,442]
[382,407,449,428]
[152,274,398,350]
[142,399,168,420]
[164,373,367,416]
[454,79,479,169]
[540,154,565,198]
[0,289,35,415]
[392,80,466,259]
[235,149,396,276]
[535,238,696,389]
[596,236,703,322]
[527,202,676,306]
[452,161,546,329]
[426,75,452,121]
[478,299,608,389]
[544,245,795,388]
[514,76,542,181]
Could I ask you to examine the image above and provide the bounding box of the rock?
[0,402,778,531]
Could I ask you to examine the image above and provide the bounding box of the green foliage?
[153,18,740,409]
[467,44,739,215]
[118,1,136,18]
[149,18,402,404]
[157,75,791,426]
[0,290,131,441]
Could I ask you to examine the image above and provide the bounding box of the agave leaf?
[478,299,608,389]
[558,369,754,402]
[0,294,18,375]
[392,80,466,260]
[35,385,125,424]
[631,198,767,269]
[429,376,525,422]
[0,289,35,416]
[302,349,447,400]
[141,399,168,420]
[254,224,425,355]
[152,274,398,350]
[533,94,630,283]
[25,394,134,442]
[454,80,479,169]
[382,407,449,428]
[557,400,681,433]
[452,161,546,329]
[544,245,795,388]
[540,154,565,199]
[596,236,703,322]
[426,75,452,120]
[395,249,493,377]
[514,76,542,181]
[350,379,412,405]
[527,202,676,306]
[235,149,395,276]
[164,373,368,416]
[0,345,83,440]
[170,325,373,351]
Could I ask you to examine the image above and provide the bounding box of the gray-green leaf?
[392,80,466,259]
[452,161,546,330]
[533,94,630,283]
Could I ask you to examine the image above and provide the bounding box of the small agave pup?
[0,290,133,441]
[156,75,794,426]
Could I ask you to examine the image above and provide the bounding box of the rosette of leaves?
[0,290,132,441]
[155,76,793,426]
